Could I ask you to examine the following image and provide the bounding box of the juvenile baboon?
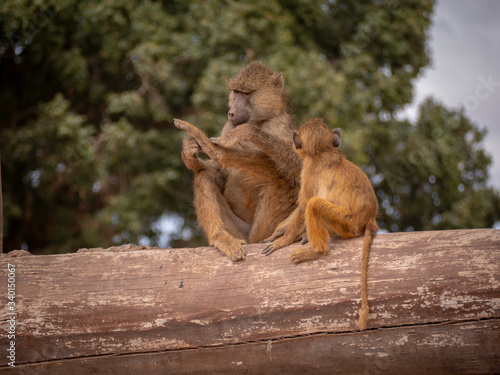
[178,62,302,261]
[262,118,378,330]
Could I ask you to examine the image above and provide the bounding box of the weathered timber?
[0,229,499,374]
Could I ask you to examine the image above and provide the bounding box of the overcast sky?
[403,0,500,190]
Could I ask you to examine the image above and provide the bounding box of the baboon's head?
[293,118,341,157]
[226,61,287,126]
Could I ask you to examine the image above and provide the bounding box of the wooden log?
[0,229,499,374]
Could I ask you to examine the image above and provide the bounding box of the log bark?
[0,229,499,374]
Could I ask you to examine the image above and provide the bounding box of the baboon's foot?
[174,118,196,132]
[213,233,247,261]
[290,246,323,264]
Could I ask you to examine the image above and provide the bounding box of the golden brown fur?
[262,118,378,330]
[176,62,301,261]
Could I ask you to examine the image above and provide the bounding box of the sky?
[403,0,500,190]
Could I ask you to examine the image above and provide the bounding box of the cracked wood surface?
[0,228,499,374]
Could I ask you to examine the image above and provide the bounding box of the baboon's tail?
[357,220,378,330]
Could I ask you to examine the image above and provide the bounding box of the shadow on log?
[1,229,499,374]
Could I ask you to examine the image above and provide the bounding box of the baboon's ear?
[292,131,302,149]
[332,128,341,148]
[275,73,285,90]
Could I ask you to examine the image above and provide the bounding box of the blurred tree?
[0,0,498,253]
[370,98,500,232]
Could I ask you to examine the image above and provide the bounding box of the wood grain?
[1,229,499,374]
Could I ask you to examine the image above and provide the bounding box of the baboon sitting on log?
[262,118,378,329]
[178,62,302,261]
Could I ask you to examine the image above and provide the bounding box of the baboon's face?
[228,90,251,126]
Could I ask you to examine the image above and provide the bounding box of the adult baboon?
[179,62,301,261]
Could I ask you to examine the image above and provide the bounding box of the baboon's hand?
[181,137,203,172]
[260,226,286,244]
[182,137,200,157]
[262,236,288,256]
[210,137,223,146]
[262,242,277,256]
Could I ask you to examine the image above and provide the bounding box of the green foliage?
[1,0,498,253]
[374,98,500,231]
